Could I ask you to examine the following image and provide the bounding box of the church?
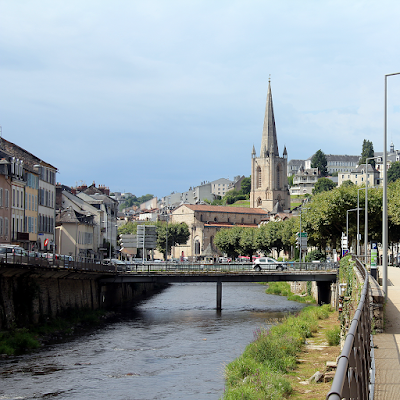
[250,81,291,213]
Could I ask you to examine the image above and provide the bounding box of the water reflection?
[0,282,305,400]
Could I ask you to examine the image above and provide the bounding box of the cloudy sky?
[1,1,400,198]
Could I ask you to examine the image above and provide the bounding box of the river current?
[0,282,306,400]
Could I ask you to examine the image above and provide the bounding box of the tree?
[312,177,336,195]
[341,180,354,188]
[241,177,251,196]
[311,150,328,176]
[156,222,190,259]
[359,139,375,168]
[238,227,257,257]
[388,161,400,183]
[214,226,243,259]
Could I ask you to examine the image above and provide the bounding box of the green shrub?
[223,304,334,399]
[326,325,341,346]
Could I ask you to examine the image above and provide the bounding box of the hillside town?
[1,82,397,263]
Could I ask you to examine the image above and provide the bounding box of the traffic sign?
[44,238,49,247]
[297,232,308,238]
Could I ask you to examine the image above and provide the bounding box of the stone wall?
[0,269,163,330]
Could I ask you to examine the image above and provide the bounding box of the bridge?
[1,254,338,310]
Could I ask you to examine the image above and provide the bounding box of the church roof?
[260,80,279,157]
[180,204,269,215]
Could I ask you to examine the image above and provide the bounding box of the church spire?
[260,79,279,157]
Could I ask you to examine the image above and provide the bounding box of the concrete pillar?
[216,281,222,310]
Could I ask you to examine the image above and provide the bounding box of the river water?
[0,282,306,400]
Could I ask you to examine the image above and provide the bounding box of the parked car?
[0,246,27,263]
[253,257,287,271]
[103,258,127,272]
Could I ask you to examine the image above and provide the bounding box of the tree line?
[214,180,400,260]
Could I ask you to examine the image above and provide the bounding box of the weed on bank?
[0,308,108,356]
[222,304,332,400]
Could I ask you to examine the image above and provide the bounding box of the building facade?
[250,81,290,212]
[170,204,269,259]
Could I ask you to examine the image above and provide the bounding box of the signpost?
[137,225,157,262]
[296,232,308,261]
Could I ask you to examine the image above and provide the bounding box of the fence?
[326,256,372,400]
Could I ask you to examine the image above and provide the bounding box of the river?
[0,282,306,400]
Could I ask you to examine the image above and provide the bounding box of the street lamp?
[347,208,361,249]
[357,188,365,256]
[383,72,400,299]
[365,156,379,262]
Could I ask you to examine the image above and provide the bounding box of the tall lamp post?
[347,208,360,248]
[365,156,378,262]
[357,188,365,256]
[383,72,400,299]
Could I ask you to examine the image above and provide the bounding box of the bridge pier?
[216,281,222,310]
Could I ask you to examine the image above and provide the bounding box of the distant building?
[338,164,380,187]
[305,154,360,175]
[287,160,305,176]
[290,167,320,195]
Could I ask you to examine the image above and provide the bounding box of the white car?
[253,257,287,271]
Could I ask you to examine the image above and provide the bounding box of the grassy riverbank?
[0,308,109,356]
[222,283,340,400]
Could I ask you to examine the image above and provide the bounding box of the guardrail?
[0,255,338,274]
[326,257,371,400]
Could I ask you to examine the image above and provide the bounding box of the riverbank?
[0,308,115,356]
[222,283,341,400]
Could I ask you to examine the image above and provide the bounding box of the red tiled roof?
[180,204,268,215]
[204,222,259,228]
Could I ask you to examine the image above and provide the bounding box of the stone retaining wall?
[0,268,164,330]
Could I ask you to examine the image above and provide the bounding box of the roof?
[204,222,259,228]
[260,80,278,157]
[1,137,57,170]
[179,204,269,215]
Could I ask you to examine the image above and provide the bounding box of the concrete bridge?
[0,257,338,329]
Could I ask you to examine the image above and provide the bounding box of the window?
[5,190,9,208]
[0,188,2,207]
[0,217,2,235]
[5,218,8,236]
[256,166,262,188]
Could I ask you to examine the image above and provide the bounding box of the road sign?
[297,232,308,238]
[137,225,157,249]
[44,238,49,247]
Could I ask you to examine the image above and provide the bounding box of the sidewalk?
[373,266,400,399]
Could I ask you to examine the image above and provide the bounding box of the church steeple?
[260,79,279,157]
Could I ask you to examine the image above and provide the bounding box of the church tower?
[250,81,290,212]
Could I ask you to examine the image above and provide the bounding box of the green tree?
[288,175,294,186]
[312,177,336,195]
[238,227,257,257]
[341,180,354,188]
[388,161,400,183]
[156,222,190,259]
[311,150,328,176]
[241,177,251,195]
[359,139,375,168]
[214,226,243,259]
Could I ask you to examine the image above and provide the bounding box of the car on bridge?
[253,257,287,271]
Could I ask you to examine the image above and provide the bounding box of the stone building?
[170,204,268,259]
[250,81,290,212]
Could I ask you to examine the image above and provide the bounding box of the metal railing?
[326,257,372,400]
[0,255,339,275]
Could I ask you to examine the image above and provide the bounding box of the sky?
[1,1,400,199]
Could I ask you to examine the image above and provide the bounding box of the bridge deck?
[373,266,400,399]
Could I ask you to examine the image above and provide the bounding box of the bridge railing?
[1,254,339,274]
[326,257,371,400]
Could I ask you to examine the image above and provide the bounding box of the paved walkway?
[373,266,400,399]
